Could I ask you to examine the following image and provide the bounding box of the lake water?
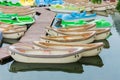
[0,1,120,79]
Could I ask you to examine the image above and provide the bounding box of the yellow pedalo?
[19,0,35,6]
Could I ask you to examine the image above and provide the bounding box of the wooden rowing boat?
[46,26,110,40]
[9,44,84,63]
[47,23,96,32]
[0,23,27,39]
[46,24,96,36]
[88,28,110,40]
[0,22,27,30]
[41,31,96,44]
[93,5,106,11]
[0,6,30,9]
[33,41,104,57]
[0,8,35,16]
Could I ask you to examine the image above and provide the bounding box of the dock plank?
[20,8,56,42]
[0,47,10,63]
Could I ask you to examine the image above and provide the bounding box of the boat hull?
[50,8,79,13]
[3,31,25,39]
[93,7,106,11]
[46,28,110,40]
[47,46,103,57]
[40,35,95,44]
[9,50,82,63]
[85,7,93,12]
[33,42,104,57]
[95,31,110,40]
[81,46,103,57]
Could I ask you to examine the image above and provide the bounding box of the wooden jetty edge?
[0,7,56,63]
[0,47,9,63]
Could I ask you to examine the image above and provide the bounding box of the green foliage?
[116,0,120,12]
[91,0,102,4]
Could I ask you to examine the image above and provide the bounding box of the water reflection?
[9,61,83,74]
[53,18,62,28]
[94,39,110,49]
[9,55,103,74]
[0,57,13,65]
[79,56,104,67]
[2,38,19,44]
[111,13,120,35]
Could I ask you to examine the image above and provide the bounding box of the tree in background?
[91,0,102,4]
[116,0,120,12]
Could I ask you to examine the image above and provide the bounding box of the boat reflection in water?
[2,38,19,44]
[9,55,103,73]
[94,39,110,49]
[79,55,104,67]
[9,61,83,74]
[111,13,120,35]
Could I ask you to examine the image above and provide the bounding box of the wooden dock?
[0,7,56,63]
[0,47,9,63]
